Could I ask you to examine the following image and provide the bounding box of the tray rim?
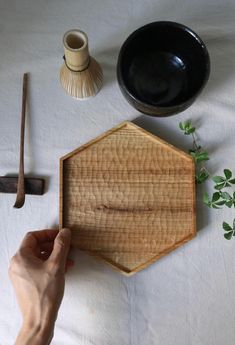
[59,120,196,276]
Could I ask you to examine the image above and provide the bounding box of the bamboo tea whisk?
[60,29,103,99]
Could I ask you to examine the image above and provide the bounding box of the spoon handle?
[14,73,28,209]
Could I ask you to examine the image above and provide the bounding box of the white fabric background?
[1,0,235,344]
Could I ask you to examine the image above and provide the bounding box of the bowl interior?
[119,22,209,107]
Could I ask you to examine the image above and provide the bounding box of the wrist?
[23,310,56,332]
[15,321,54,345]
[22,298,57,334]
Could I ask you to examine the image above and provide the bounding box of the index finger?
[20,229,59,251]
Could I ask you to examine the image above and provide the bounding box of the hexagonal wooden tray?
[60,121,196,276]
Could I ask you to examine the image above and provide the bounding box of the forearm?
[10,228,71,345]
[15,322,54,345]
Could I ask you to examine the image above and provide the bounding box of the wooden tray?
[60,121,196,276]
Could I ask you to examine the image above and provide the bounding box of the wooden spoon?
[14,73,28,208]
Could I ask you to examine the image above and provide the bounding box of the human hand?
[9,228,72,345]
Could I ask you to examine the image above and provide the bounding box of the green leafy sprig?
[204,169,235,209]
[223,220,235,240]
[179,121,210,184]
[212,169,235,190]
[179,121,235,240]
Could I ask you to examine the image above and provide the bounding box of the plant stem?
[191,131,211,178]
[191,132,200,151]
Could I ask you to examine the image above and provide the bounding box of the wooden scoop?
[0,73,45,201]
[13,73,28,208]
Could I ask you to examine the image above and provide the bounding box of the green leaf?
[189,151,196,158]
[225,200,233,208]
[203,192,210,205]
[179,122,184,130]
[200,170,209,178]
[212,192,220,202]
[183,121,191,127]
[196,170,209,184]
[229,178,235,184]
[179,121,195,135]
[233,218,235,230]
[197,177,208,184]
[224,169,232,180]
[190,153,197,162]
[187,127,196,134]
[194,151,209,163]
[221,192,232,200]
[214,183,226,190]
[212,176,225,184]
[212,204,220,209]
[215,200,226,206]
[224,231,233,240]
[223,222,232,231]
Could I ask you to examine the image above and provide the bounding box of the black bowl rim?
[117,21,211,110]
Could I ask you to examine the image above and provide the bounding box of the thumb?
[49,228,71,269]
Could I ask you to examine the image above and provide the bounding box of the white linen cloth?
[1,0,235,344]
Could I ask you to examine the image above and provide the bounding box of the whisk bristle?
[60,57,103,99]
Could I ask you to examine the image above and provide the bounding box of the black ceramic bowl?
[117,21,210,116]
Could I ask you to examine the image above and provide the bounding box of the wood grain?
[60,121,196,275]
